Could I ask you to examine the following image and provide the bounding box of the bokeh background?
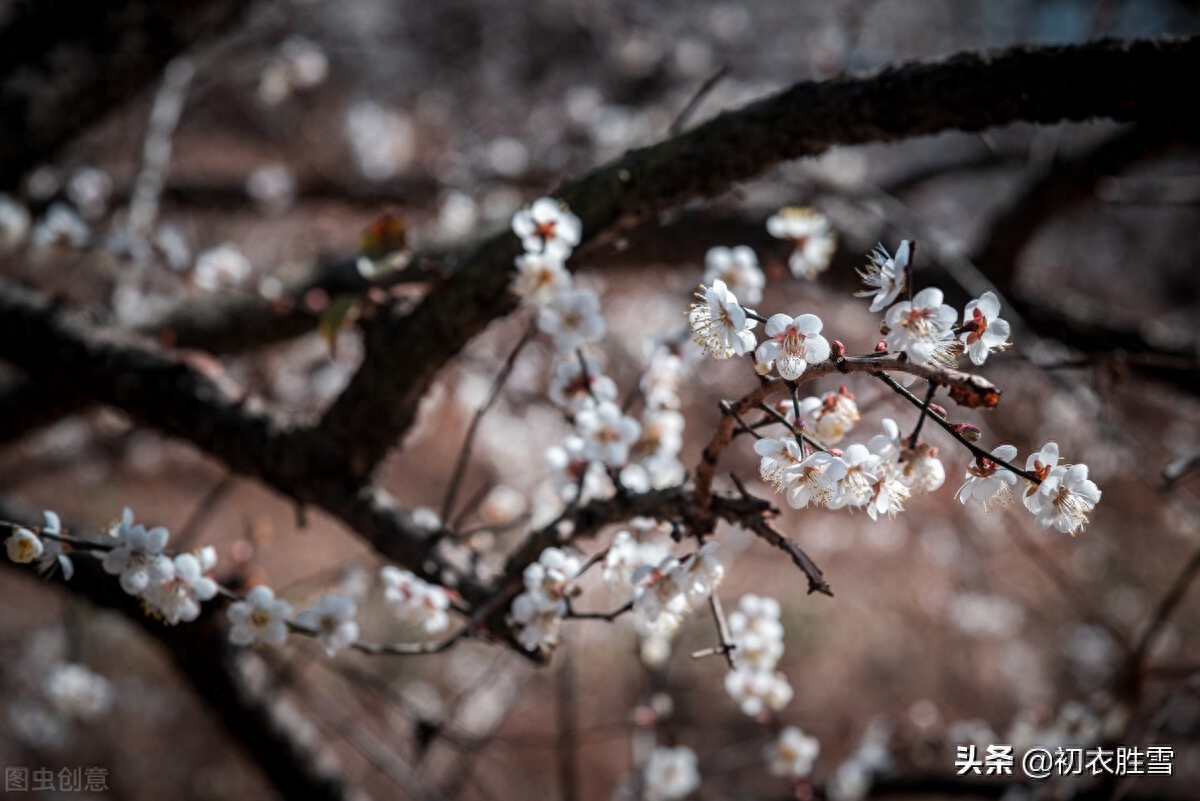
[2,1,1199,799]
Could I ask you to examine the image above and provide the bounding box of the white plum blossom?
[676,542,725,603]
[1026,463,1102,536]
[36,511,73,580]
[511,547,583,652]
[766,207,836,279]
[898,442,945,494]
[754,313,831,380]
[144,548,219,625]
[960,291,1011,365]
[644,746,700,801]
[798,386,860,444]
[856,241,911,313]
[784,451,847,509]
[0,194,32,252]
[1024,441,1061,483]
[867,418,904,464]
[866,468,910,522]
[955,444,1019,512]
[102,508,173,596]
[603,529,670,595]
[830,443,883,510]
[548,355,617,411]
[512,197,582,259]
[754,437,804,493]
[537,287,607,351]
[258,35,329,105]
[724,667,793,716]
[510,591,564,652]
[66,167,113,220]
[42,663,114,723]
[6,527,42,564]
[632,557,692,635]
[767,726,821,779]
[32,203,88,250]
[344,101,416,181]
[637,408,685,458]
[727,594,785,670]
[511,252,571,304]
[295,594,360,656]
[687,280,757,360]
[703,245,764,305]
[575,400,641,467]
[884,287,958,367]
[227,585,293,647]
[193,242,252,291]
[380,567,453,634]
[640,347,689,411]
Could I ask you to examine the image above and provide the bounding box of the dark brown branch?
[314,36,1200,482]
[0,502,357,801]
[0,0,252,187]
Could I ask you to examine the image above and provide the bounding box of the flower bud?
[952,422,982,442]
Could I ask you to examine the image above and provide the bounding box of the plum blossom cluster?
[684,214,1101,535]
[509,547,583,652]
[724,594,793,717]
[380,566,454,634]
[3,508,459,657]
[510,199,691,508]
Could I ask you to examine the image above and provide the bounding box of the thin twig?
[441,324,536,526]
[669,64,730,135]
[175,473,236,550]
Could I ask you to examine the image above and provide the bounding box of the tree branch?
[313,36,1200,481]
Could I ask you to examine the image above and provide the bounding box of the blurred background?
[1,0,1199,799]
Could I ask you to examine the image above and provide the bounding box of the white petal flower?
[677,542,725,603]
[510,590,564,652]
[830,443,884,510]
[512,197,582,259]
[754,313,831,380]
[856,241,910,312]
[511,252,571,304]
[42,663,114,723]
[575,400,641,467]
[227,585,293,647]
[0,193,32,252]
[37,509,73,580]
[603,530,670,595]
[899,442,945,494]
[960,291,1012,365]
[955,444,1019,512]
[6,527,43,564]
[784,451,847,509]
[800,386,860,444]
[32,202,89,250]
[644,746,700,801]
[548,355,617,412]
[766,207,836,279]
[380,567,453,634]
[633,558,691,635]
[537,288,607,351]
[728,594,785,670]
[144,551,220,625]
[767,726,821,779]
[724,667,793,716]
[703,245,764,305]
[884,287,958,366]
[754,437,805,493]
[686,280,757,360]
[295,594,360,657]
[193,243,252,291]
[101,509,173,596]
[1027,463,1101,535]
